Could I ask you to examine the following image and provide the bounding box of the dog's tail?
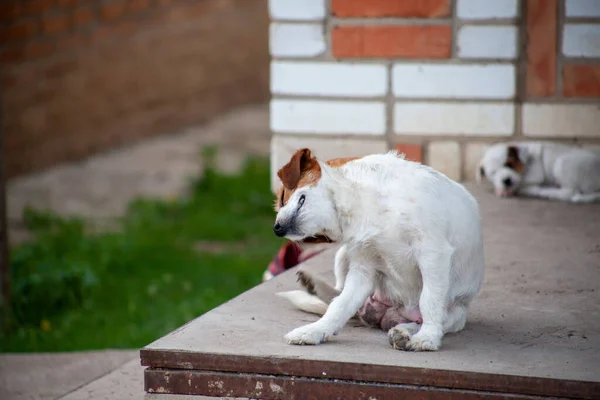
[277,270,365,325]
[276,269,341,316]
[275,290,329,316]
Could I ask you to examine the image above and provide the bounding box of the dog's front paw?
[285,323,330,345]
[388,326,412,350]
[405,331,441,352]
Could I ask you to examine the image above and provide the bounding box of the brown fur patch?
[274,148,323,211]
[277,148,321,190]
[325,156,362,168]
[274,151,364,211]
[273,151,365,244]
[504,146,525,173]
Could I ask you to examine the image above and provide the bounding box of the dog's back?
[334,152,485,306]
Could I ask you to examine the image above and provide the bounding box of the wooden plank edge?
[139,350,599,400]
[144,368,564,400]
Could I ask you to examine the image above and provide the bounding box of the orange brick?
[0,3,22,22]
[394,144,422,163]
[72,7,94,27]
[0,45,24,64]
[0,40,55,64]
[0,20,38,43]
[332,25,451,59]
[526,0,557,97]
[332,0,450,18]
[128,0,151,13]
[43,13,70,35]
[55,31,86,52]
[563,65,600,98]
[163,2,219,22]
[92,21,136,43]
[156,0,178,6]
[23,0,54,15]
[24,40,55,61]
[44,59,79,79]
[1,68,37,88]
[57,0,80,8]
[100,1,126,21]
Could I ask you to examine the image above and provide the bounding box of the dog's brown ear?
[504,145,525,172]
[277,148,318,189]
[507,146,519,160]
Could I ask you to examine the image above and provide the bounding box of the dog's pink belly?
[358,293,422,331]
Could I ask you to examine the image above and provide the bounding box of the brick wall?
[1,0,269,179]
[268,0,600,190]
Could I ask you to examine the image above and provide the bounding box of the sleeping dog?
[272,148,485,351]
[477,141,600,203]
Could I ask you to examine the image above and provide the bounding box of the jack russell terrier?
[477,141,600,203]
[272,149,485,351]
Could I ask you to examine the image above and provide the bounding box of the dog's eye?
[298,194,305,207]
[479,166,485,177]
[279,189,285,207]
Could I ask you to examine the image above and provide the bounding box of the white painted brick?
[457,0,518,19]
[393,64,516,99]
[523,104,600,137]
[394,102,515,136]
[566,0,600,18]
[458,26,518,59]
[270,23,325,57]
[427,141,461,181]
[271,99,386,135]
[270,135,388,192]
[271,62,387,97]
[464,143,491,181]
[562,24,600,57]
[268,0,326,20]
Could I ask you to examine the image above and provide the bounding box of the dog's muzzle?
[273,222,287,237]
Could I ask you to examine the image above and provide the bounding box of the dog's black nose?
[502,177,513,187]
[273,222,286,237]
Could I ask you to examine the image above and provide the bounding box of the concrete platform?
[141,184,600,399]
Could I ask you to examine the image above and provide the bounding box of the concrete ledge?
[141,183,600,399]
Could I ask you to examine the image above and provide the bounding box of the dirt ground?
[6,103,271,245]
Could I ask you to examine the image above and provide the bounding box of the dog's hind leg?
[388,323,420,350]
[443,304,468,334]
[334,245,349,291]
[406,242,453,351]
[519,186,576,202]
[571,191,600,203]
[296,269,340,304]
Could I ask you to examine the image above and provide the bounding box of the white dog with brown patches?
[272,148,485,351]
[477,141,600,203]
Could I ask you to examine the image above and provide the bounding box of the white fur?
[276,291,329,315]
[477,141,600,203]
[274,151,485,351]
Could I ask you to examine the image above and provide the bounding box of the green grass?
[0,151,285,352]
